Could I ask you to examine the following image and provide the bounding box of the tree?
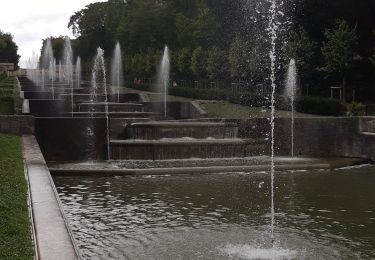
[176,48,191,76]
[321,19,360,101]
[370,31,375,68]
[228,36,248,79]
[190,46,206,78]
[286,27,317,90]
[206,46,227,80]
[0,31,20,66]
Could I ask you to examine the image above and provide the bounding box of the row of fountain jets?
[26,38,127,103]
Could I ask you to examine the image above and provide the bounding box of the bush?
[346,101,365,116]
[296,96,345,116]
[0,97,14,115]
[126,83,346,116]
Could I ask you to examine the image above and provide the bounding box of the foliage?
[0,134,33,259]
[0,97,14,115]
[190,46,206,78]
[286,27,317,85]
[206,46,228,80]
[59,0,375,103]
[0,31,19,66]
[346,101,366,116]
[321,19,360,77]
[295,96,346,116]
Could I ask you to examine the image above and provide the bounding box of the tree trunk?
[342,77,347,102]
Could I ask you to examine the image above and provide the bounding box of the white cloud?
[0,0,107,67]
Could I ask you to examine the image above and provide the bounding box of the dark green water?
[54,165,375,259]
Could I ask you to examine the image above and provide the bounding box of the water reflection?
[54,166,375,259]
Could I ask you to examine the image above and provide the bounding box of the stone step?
[49,157,369,176]
[125,121,238,139]
[109,138,266,160]
[78,102,144,113]
[67,111,159,119]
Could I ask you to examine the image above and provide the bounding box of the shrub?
[295,96,345,116]
[126,83,346,116]
[346,101,365,116]
[0,96,14,115]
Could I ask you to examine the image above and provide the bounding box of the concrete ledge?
[22,135,80,260]
[49,157,368,176]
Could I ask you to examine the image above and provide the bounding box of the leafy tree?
[370,31,375,68]
[228,36,248,79]
[206,46,227,80]
[176,48,191,76]
[190,46,206,78]
[286,27,317,89]
[321,19,360,101]
[0,31,19,66]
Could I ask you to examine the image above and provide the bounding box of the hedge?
[126,83,345,116]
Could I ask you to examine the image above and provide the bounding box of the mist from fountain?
[92,47,111,160]
[285,59,298,157]
[41,38,54,71]
[58,60,62,83]
[63,37,74,116]
[111,42,124,103]
[157,46,170,118]
[49,59,56,99]
[75,56,82,89]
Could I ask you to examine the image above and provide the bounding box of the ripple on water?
[220,244,297,260]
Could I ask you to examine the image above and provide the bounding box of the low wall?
[0,115,34,134]
[35,117,107,161]
[143,101,207,119]
[189,117,375,161]
[33,115,375,162]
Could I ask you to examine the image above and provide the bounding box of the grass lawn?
[198,100,317,119]
[126,89,316,118]
[0,134,33,259]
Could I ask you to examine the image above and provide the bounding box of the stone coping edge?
[22,135,80,260]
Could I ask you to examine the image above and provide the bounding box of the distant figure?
[172,81,178,87]
[134,77,138,84]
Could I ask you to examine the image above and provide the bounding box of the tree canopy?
[0,31,20,66]
[61,0,374,101]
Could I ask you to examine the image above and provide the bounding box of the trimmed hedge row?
[0,97,14,115]
[126,83,346,116]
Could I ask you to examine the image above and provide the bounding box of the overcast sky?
[0,0,107,67]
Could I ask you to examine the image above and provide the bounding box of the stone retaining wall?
[0,115,34,134]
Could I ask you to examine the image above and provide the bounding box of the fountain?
[75,56,81,89]
[41,38,54,71]
[111,42,124,103]
[92,47,111,160]
[157,46,170,118]
[63,37,74,116]
[268,0,279,244]
[49,59,56,99]
[285,59,298,157]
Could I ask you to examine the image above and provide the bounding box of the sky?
[0,0,107,67]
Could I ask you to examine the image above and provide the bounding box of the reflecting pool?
[54,165,375,259]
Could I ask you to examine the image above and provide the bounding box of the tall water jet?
[49,59,56,99]
[285,59,297,157]
[268,0,279,243]
[41,38,54,72]
[75,56,82,89]
[157,46,170,118]
[92,47,110,160]
[111,42,124,103]
[58,61,63,83]
[63,37,74,116]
